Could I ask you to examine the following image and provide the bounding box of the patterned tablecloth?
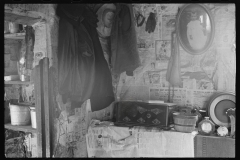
[86,120,195,157]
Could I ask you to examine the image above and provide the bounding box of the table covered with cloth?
[194,134,235,157]
[86,120,195,157]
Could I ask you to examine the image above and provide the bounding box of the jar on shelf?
[9,22,20,33]
[4,21,10,33]
[198,117,215,135]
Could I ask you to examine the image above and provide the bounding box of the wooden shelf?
[4,32,25,39]
[5,9,42,26]
[5,123,37,133]
[4,81,32,85]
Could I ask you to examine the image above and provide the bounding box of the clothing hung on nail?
[56,4,114,112]
[110,3,141,76]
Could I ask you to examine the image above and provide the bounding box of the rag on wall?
[110,3,141,76]
[145,12,157,33]
[25,26,35,69]
[56,4,114,112]
[166,31,181,87]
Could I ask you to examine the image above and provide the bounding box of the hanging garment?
[25,26,35,69]
[166,32,181,87]
[95,4,116,69]
[57,4,114,112]
[110,4,141,76]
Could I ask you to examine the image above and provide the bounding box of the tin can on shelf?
[20,75,30,82]
[9,22,20,33]
[4,21,10,33]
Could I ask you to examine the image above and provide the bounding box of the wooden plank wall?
[43,57,51,157]
[34,62,43,157]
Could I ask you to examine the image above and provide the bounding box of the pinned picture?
[155,40,171,61]
[146,71,161,84]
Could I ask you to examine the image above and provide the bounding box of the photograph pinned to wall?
[135,4,159,39]
[144,70,169,87]
[147,71,161,84]
[155,40,171,61]
[162,15,177,40]
[176,4,215,55]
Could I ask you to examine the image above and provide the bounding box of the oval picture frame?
[176,4,215,55]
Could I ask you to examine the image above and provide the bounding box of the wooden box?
[113,101,178,127]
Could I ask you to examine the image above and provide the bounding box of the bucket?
[9,103,31,125]
[30,107,36,129]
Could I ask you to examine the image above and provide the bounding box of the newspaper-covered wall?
[86,120,195,157]
[116,4,235,109]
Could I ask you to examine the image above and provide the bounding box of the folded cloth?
[166,32,181,87]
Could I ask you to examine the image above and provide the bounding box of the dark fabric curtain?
[57,4,114,111]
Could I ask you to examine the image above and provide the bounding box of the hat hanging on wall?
[96,4,116,37]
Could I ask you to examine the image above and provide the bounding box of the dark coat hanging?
[56,4,114,111]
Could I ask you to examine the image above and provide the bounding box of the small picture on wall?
[155,40,171,61]
[148,71,161,84]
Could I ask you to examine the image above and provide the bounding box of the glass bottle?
[198,117,215,135]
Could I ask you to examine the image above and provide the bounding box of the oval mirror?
[176,4,215,55]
